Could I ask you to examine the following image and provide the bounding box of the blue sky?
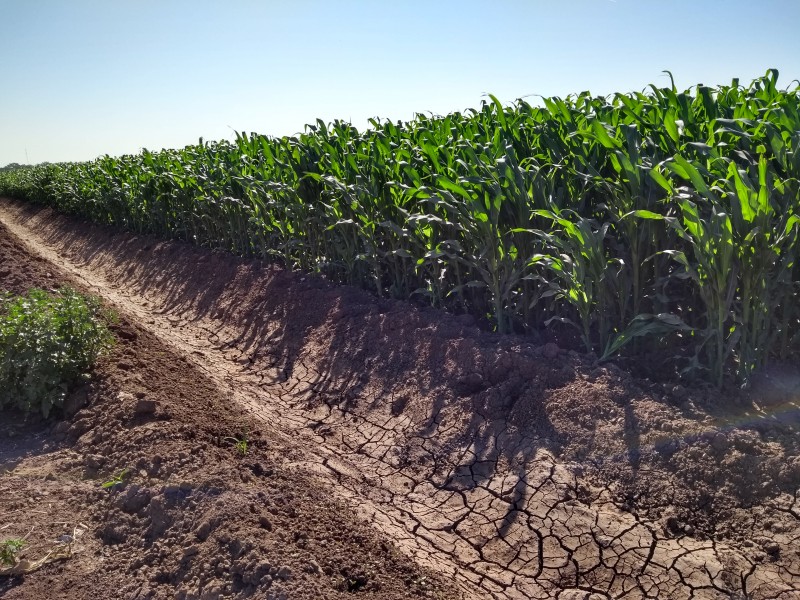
[1,0,798,165]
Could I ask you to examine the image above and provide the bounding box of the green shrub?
[0,288,114,417]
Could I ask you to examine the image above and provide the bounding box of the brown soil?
[1,198,799,599]
[0,217,454,599]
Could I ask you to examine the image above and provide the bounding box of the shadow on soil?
[0,412,66,474]
[7,202,800,525]
[10,205,564,502]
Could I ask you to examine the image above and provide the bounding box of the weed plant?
[0,539,24,568]
[0,288,114,417]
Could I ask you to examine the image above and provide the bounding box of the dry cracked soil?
[0,198,799,600]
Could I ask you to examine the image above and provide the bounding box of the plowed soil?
[1,198,799,600]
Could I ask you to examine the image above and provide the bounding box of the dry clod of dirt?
[134,398,158,415]
[542,342,560,359]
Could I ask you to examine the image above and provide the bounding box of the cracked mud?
[1,200,799,599]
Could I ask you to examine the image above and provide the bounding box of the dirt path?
[1,200,799,599]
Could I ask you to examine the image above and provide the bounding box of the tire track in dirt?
[1,200,798,599]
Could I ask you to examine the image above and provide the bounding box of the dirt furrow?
[2,200,798,599]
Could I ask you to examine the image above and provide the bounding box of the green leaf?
[664,107,680,143]
[670,155,710,197]
[436,177,472,202]
[728,161,756,224]
[591,119,621,149]
[600,313,691,361]
[649,166,673,193]
[632,209,664,220]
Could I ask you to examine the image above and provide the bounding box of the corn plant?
[1,71,798,386]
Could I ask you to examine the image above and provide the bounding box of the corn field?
[2,70,798,386]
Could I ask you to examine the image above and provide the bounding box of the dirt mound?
[1,199,799,599]
[0,223,454,599]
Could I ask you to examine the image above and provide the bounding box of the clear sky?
[1,0,798,165]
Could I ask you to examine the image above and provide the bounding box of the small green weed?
[224,432,249,456]
[101,468,130,490]
[0,539,24,567]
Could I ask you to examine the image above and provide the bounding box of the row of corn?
[1,70,798,386]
